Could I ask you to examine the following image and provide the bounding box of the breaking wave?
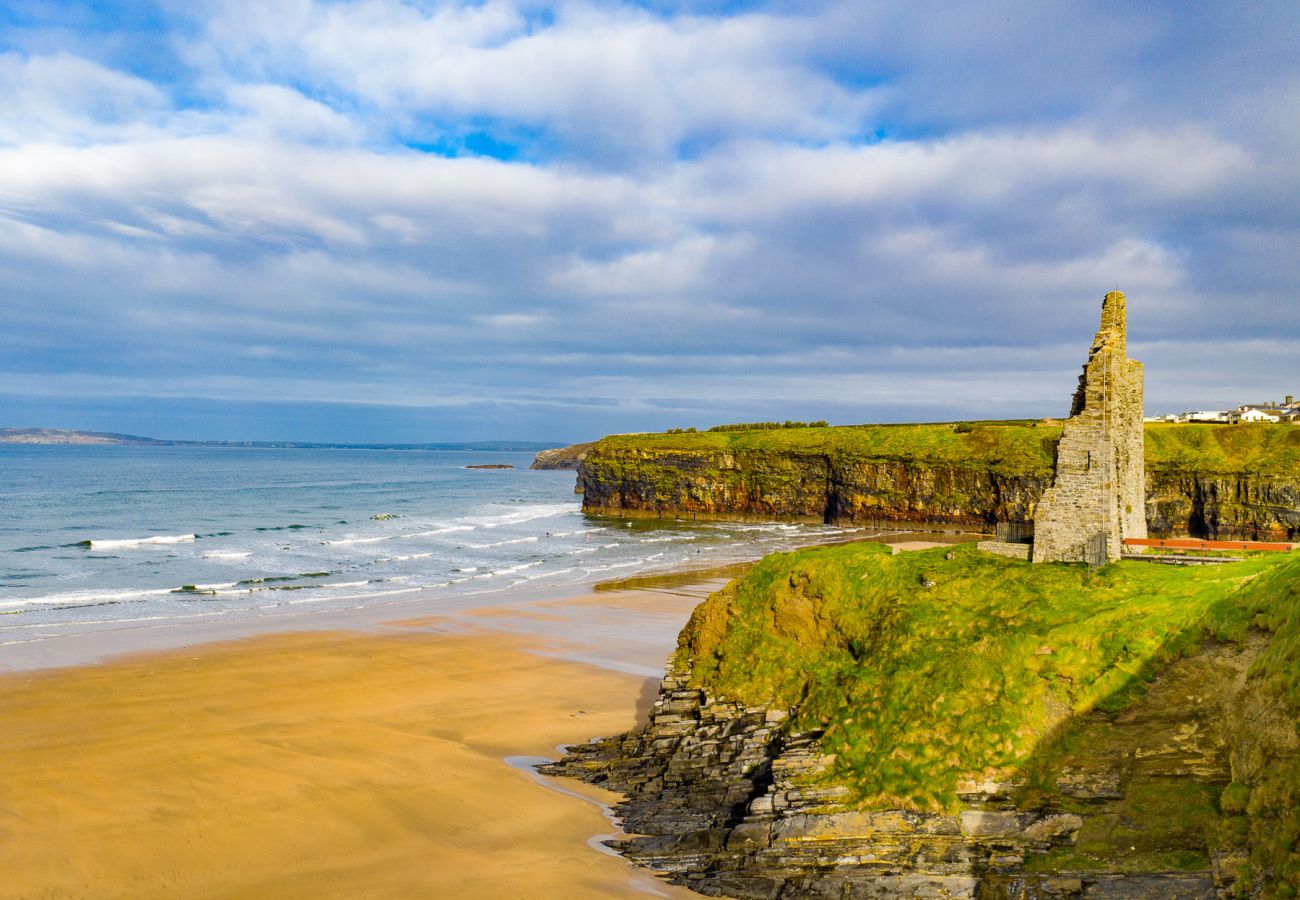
[83,534,196,550]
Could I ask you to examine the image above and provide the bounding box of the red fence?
[1122,537,1293,553]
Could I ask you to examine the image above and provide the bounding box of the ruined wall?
[1032,292,1147,563]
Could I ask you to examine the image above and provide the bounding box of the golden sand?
[0,628,694,899]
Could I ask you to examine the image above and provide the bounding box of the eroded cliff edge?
[530,441,596,471]
[543,544,1300,899]
[578,423,1300,541]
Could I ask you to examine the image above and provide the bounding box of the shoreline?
[0,530,981,675]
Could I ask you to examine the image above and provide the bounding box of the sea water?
[0,445,875,648]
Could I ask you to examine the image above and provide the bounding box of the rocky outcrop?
[544,635,1291,899]
[580,442,1300,541]
[530,441,596,470]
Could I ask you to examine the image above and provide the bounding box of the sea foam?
[85,534,197,550]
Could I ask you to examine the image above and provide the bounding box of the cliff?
[579,423,1300,541]
[530,441,597,470]
[544,543,1300,898]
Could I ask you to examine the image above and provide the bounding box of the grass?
[594,421,1300,477]
[1227,553,1300,894]
[679,542,1295,809]
[598,422,1062,476]
[1144,422,1300,475]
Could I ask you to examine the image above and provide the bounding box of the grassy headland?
[675,542,1300,891]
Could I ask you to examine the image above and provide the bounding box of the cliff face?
[1146,471,1300,541]
[543,544,1300,899]
[581,450,1050,528]
[580,424,1300,541]
[529,441,596,470]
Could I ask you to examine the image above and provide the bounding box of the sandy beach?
[0,583,712,900]
[0,538,974,899]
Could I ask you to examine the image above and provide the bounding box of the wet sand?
[0,597,703,899]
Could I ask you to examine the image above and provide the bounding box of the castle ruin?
[1031,291,1146,565]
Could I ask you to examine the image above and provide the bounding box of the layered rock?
[543,543,1300,898]
[1145,472,1300,541]
[580,451,1051,530]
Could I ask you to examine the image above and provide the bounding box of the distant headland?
[0,428,563,452]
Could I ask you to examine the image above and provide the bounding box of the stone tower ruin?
[1031,291,1146,565]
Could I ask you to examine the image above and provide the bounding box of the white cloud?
[0,52,169,145]
[225,83,362,142]
[549,233,751,299]
[0,2,1296,436]
[190,0,877,160]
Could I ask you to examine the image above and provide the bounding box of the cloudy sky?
[1,1,1296,441]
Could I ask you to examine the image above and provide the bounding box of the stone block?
[1021,813,1084,843]
[726,821,772,850]
[958,809,1021,837]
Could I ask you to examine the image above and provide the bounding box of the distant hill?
[0,428,161,445]
[0,428,565,452]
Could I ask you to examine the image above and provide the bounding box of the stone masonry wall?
[1032,292,1147,564]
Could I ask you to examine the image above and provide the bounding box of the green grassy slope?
[676,542,1300,891]
[1144,422,1300,475]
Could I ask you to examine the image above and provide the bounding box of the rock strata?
[1145,472,1300,541]
[581,452,1052,531]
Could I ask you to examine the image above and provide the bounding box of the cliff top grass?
[596,422,1062,475]
[677,542,1300,815]
[593,421,1300,476]
[1143,421,1300,475]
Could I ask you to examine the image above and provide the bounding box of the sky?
[1,0,1297,442]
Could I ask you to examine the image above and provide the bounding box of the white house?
[1231,407,1282,424]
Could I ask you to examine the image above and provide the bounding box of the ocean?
[0,445,872,652]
